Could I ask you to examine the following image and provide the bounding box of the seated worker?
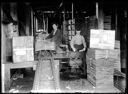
[69,29,86,73]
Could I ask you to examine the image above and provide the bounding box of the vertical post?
[96,2,98,19]
[71,3,74,40]
[1,5,6,92]
[97,2,104,29]
[10,3,19,36]
[33,13,36,53]
[35,18,38,31]
[54,60,60,91]
[25,4,30,36]
[115,8,118,40]
[72,3,74,20]
[47,17,48,33]
[31,8,34,36]
[43,13,45,31]
[4,65,10,91]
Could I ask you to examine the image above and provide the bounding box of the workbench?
[3,61,38,91]
[2,53,68,91]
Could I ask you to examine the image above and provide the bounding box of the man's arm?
[45,31,53,39]
[70,36,76,52]
[79,36,86,52]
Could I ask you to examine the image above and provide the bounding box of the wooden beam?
[96,2,104,29]
[1,7,6,92]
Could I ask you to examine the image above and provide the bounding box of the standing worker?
[69,29,87,74]
[70,30,86,52]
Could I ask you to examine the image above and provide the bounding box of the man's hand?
[79,47,86,52]
[73,48,76,52]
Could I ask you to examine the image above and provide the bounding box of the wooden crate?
[87,48,120,59]
[86,57,114,87]
[90,29,115,50]
[13,36,33,49]
[12,36,34,62]
[35,39,56,51]
[86,48,119,87]
[87,48,121,71]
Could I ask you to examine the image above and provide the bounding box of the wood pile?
[86,48,120,88]
[12,36,34,62]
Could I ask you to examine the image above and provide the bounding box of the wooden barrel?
[32,60,55,93]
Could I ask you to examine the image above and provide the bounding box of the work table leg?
[52,60,60,92]
[4,65,10,91]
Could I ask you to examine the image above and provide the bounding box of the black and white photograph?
[1,0,127,93]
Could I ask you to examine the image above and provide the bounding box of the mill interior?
[1,0,127,93]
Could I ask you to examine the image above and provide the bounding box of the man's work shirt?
[46,29,62,47]
[70,35,86,51]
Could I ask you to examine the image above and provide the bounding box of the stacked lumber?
[86,48,120,88]
[12,36,34,62]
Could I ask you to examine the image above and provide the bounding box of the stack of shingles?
[104,15,111,30]
[86,48,120,88]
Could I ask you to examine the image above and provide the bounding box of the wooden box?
[86,56,114,87]
[35,39,56,51]
[86,48,121,87]
[90,29,115,49]
[87,48,121,71]
[13,36,34,62]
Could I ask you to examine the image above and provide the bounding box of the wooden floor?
[60,79,121,93]
[6,70,121,93]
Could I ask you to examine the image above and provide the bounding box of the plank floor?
[6,70,121,93]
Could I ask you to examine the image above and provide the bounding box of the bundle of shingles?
[86,48,120,88]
